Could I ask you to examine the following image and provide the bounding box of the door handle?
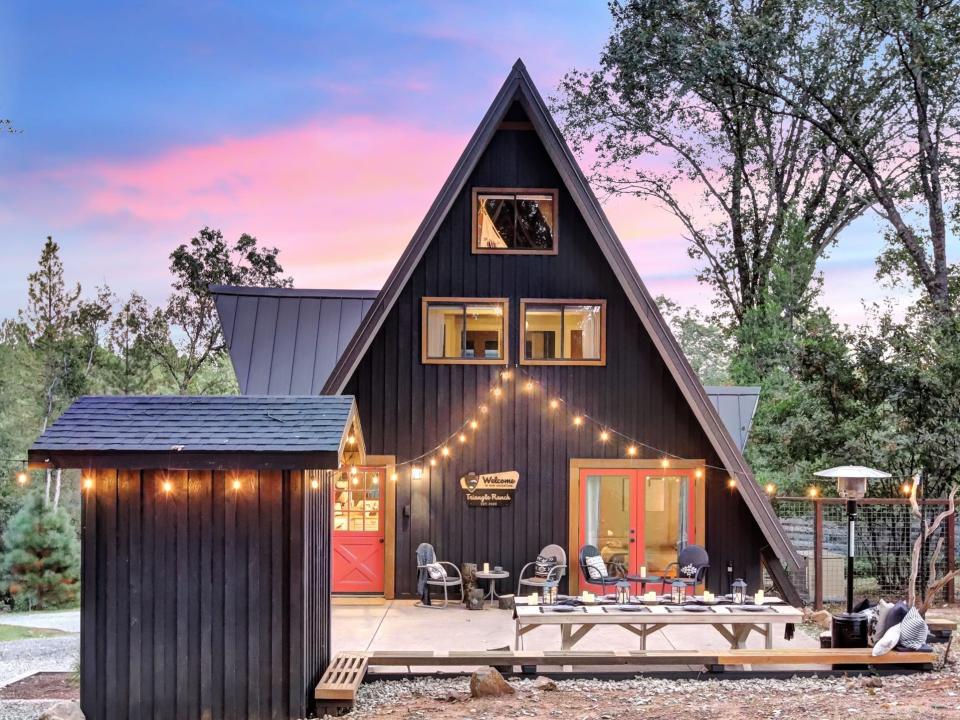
[629,528,636,533]
[629,538,636,543]
[379,539,385,544]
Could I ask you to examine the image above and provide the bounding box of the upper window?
[422,298,509,365]
[472,188,558,255]
[520,300,606,366]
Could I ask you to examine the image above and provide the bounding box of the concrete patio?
[332,599,819,672]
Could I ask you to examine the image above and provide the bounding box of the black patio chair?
[578,544,622,591]
[660,544,709,593]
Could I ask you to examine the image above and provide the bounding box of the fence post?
[948,511,956,605]
[814,498,824,610]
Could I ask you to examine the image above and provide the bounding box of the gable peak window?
[520,299,606,366]
[472,188,558,254]
[422,298,509,365]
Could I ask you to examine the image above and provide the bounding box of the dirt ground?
[0,672,77,701]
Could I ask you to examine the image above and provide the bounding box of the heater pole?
[846,498,856,615]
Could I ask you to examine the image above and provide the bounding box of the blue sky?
[0,1,918,325]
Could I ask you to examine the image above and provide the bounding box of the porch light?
[82,477,94,491]
[411,466,423,480]
[616,580,630,605]
[670,579,685,605]
[232,478,241,491]
[162,480,173,494]
[731,578,747,605]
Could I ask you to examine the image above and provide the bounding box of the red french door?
[579,467,699,594]
[332,468,385,594]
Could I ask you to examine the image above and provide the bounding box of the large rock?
[470,667,515,698]
[40,701,84,720]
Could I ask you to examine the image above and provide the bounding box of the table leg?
[765,622,773,650]
[560,625,571,651]
[640,624,646,650]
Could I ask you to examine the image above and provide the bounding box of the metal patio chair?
[516,544,567,596]
[578,544,622,591]
[415,542,463,608]
[660,543,709,593]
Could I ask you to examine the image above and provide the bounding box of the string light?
[901,482,912,496]
[549,399,560,410]
[16,471,27,485]
[726,477,737,489]
[82,477,94,491]
[807,486,819,498]
[480,404,489,414]
[391,472,399,482]
[694,468,703,479]
[310,478,320,490]
[441,446,450,457]
[411,466,423,479]
[372,474,379,485]
[429,458,437,467]
[458,433,467,443]
[347,434,356,445]
[765,483,776,496]
[492,387,502,399]
[350,465,358,476]
[500,370,512,381]
[627,446,637,457]
[469,419,479,430]
[524,381,534,393]
[351,475,359,486]
[599,430,610,442]
[660,458,670,469]
[572,416,583,427]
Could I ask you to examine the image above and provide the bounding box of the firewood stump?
[462,563,478,607]
[498,594,515,610]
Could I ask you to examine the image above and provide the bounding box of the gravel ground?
[344,657,960,720]
[0,635,79,720]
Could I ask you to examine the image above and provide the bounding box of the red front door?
[332,468,385,594]
[578,467,700,594]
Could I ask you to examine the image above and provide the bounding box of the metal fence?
[773,498,956,608]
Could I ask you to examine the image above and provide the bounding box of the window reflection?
[476,191,556,252]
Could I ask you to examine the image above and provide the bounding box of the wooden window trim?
[519,298,606,366]
[421,297,510,365]
[471,187,559,255]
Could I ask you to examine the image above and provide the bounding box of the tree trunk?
[44,469,52,506]
[52,469,62,509]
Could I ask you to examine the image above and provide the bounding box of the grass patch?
[0,624,68,642]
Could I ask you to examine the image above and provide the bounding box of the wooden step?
[314,651,369,714]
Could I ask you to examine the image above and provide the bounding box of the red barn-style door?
[332,468,385,594]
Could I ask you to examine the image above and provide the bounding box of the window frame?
[421,297,510,365]
[519,298,607,366]
[471,187,559,255]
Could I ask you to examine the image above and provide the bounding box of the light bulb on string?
[500,370,511,381]
[82,477,94,491]
[765,483,776,496]
[458,433,467,443]
[16,471,27,485]
[469,419,479,430]
[694,468,704,479]
[480,405,489,415]
[549,399,560,410]
[660,457,670,469]
[627,446,637,457]
[901,482,912,496]
[162,480,173,494]
[807,485,819,498]
[411,466,423,480]
[310,478,320,490]
[441,446,450,458]
[599,430,610,442]
[390,472,399,482]
[524,381,534,393]
[572,416,583,427]
[492,387,502,399]
[726,477,737,490]
[429,457,437,467]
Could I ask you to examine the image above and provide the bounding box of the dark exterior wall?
[344,120,765,597]
[80,467,331,720]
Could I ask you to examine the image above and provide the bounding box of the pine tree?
[1,493,80,610]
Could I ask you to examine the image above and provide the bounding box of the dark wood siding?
[344,120,766,596]
[81,467,331,720]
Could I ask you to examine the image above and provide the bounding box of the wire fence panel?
[773,498,955,607]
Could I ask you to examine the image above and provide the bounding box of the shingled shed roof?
[28,395,363,470]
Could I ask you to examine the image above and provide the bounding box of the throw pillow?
[535,554,558,578]
[873,599,894,643]
[871,622,901,657]
[585,555,608,580]
[877,600,909,639]
[425,562,447,581]
[897,607,929,650]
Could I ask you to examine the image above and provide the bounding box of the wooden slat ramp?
[315,648,937,713]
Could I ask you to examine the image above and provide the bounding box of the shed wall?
[80,467,330,720]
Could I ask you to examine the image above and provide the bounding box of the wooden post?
[947,511,956,605]
[814,498,824,611]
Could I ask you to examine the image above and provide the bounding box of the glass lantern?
[731,578,747,605]
[616,580,631,605]
[542,579,559,605]
[670,579,686,605]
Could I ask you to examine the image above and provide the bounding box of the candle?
[483,562,490,573]
[703,591,714,602]
[640,566,647,578]
[528,593,539,605]
[644,591,656,602]
[755,590,765,604]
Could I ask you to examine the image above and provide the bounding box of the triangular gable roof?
[322,59,800,572]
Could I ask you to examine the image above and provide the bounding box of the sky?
[0,1,915,325]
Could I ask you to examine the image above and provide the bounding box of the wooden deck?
[314,646,939,713]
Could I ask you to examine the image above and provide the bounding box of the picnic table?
[514,599,803,651]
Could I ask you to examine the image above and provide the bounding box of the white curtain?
[427,308,446,357]
[585,475,600,546]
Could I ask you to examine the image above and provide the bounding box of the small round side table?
[475,570,510,604]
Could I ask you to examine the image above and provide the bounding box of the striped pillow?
[897,607,928,650]
[585,555,608,580]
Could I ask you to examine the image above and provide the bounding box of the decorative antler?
[908,480,958,615]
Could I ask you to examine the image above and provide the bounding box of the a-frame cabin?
[214,59,801,602]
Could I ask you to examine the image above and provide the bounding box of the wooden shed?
[28,395,365,720]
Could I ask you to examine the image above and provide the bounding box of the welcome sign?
[459,471,519,507]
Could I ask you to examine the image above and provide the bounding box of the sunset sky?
[1,2,911,325]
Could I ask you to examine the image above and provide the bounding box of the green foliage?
[131,227,292,393]
[1,493,80,610]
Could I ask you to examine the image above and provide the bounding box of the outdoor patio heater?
[814,465,891,647]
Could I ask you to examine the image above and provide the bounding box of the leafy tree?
[556,0,870,327]
[620,0,960,317]
[105,292,167,395]
[656,296,732,385]
[134,228,292,393]
[1,493,80,610]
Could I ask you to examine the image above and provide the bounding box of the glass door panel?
[582,472,635,579]
[642,475,689,574]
